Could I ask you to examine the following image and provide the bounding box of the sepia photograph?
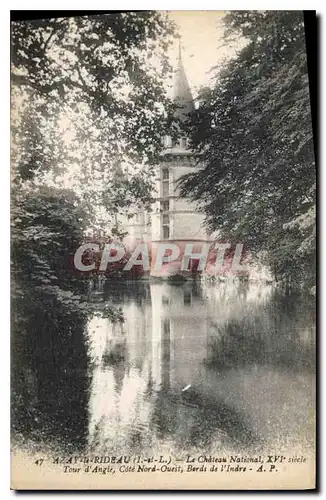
[10,10,316,490]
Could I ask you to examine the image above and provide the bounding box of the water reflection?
[86,281,315,456]
[12,281,315,456]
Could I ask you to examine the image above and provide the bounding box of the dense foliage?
[180,11,316,289]
[11,12,176,226]
[11,11,177,296]
[11,12,177,443]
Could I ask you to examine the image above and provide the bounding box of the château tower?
[124,45,211,274]
[151,44,208,244]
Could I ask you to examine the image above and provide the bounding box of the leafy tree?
[11,12,178,442]
[11,12,177,226]
[11,12,179,320]
[179,11,316,289]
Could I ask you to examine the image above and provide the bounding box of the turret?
[172,42,195,120]
[163,43,195,152]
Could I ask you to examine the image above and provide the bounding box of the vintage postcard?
[11,10,316,490]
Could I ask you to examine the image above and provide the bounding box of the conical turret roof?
[172,42,195,120]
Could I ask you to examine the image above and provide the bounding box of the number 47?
[34,458,44,466]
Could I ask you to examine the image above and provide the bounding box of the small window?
[180,137,187,148]
[163,214,169,225]
[162,168,169,180]
[161,200,169,211]
[162,182,169,197]
[163,226,169,239]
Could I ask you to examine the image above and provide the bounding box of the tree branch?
[43,28,56,53]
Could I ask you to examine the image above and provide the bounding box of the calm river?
[12,280,316,459]
[85,280,315,457]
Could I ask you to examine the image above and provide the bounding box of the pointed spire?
[172,41,195,120]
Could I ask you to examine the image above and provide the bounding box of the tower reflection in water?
[86,281,315,456]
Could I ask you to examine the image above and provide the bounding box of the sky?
[166,11,245,98]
